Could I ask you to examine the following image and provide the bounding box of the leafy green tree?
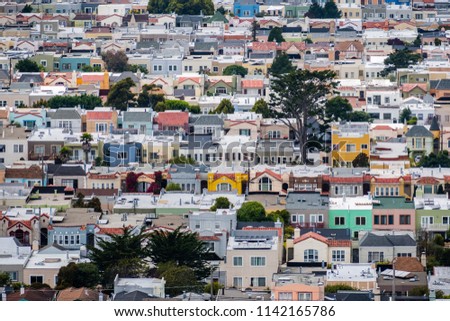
[412,35,422,47]
[47,94,102,110]
[155,99,198,113]
[211,99,234,114]
[204,281,223,296]
[323,0,341,18]
[305,0,324,18]
[87,197,103,213]
[407,116,418,125]
[419,150,450,167]
[237,201,266,221]
[222,65,248,77]
[251,99,271,118]
[127,64,149,74]
[106,77,136,110]
[157,262,201,297]
[102,50,128,72]
[268,27,285,43]
[15,59,41,72]
[435,38,442,46]
[56,262,100,290]
[269,69,337,163]
[81,133,93,164]
[169,155,196,165]
[381,49,422,77]
[399,107,412,123]
[348,111,372,122]
[352,152,369,168]
[217,6,226,14]
[56,146,71,164]
[210,197,232,211]
[304,38,313,44]
[0,271,10,286]
[148,0,214,15]
[267,209,290,226]
[147,227,214,280]
[137,84,165,108]
[269,53,295,75]
[324,96,353,122]
[89,227,150,287]
[81,65,102,72]
[165,182,182,191]
[325,284,357,293]
[21,4,33,13]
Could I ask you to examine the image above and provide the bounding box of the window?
[310,214,323,224]
[117,152,127,160]
[233,277,242,288]
[34,145,44,155]
[0,145,5,152]
[400,215,411,225]
[346,144,356,152]
[216,87,227,94]
[335,217,345,225]
[233,257,243,266]
[259,177,272,191]
[361,144,368,149]
[95,123,108,132]
[368,251,384,262]
[355,217,366,225]
[388,215,394,225]
[0,101,6,107]
[250,277,266,287]
[30,276,43,284]
[421,216,434,227]
[61,179,74,187]
[298,292,312,301]
[268,130,281,139]
[44,24,53,31]
[278,292,293,300]
[332,250,345,262]
[239,129,251,136]
[443,217,450,225]
[251,257,266,266]
[304,249,318,262]
[8,271,18,281]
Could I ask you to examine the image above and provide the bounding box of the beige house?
[224,119,260,140]
[23,244,82,288]
[87,171,121,190]
[182,56,213,74]
[291,231,352,264]
[249,169,285,193]
[222,230,280,290]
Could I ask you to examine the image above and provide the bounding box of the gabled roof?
[293,231,352,247]
[253,168,282,181]
[404,125,433,138]
[57,287,101,301]
[242,79,264,89]
[360,233,416,247]
[47,164,86,177]
[155,111,189,127]
[206,11,229,24]
[123,111,153,123]
[52,108,81,120]
[190,115,224,126]
[114,290,152,301]
[86,110,114,121]
[334,40,364,52]
[251,42,277,52]
[401,83,427,93]
[5,165,42,179]
[393,257,424,272]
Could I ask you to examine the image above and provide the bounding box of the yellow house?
[207,172,248,195]
[331,122,370,167]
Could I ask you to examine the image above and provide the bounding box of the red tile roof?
[278,42,306,51]
[155,111,189,127]
[5,165,42,179]
[213,173,236,181]
[293,231,351,247]
[372,125,396,131]
[401,83,427,93]
[254,168,282,181]
[86,111,114,120]
[242,79,264,89]
[329,176,363,184]
[178,77,201,84]
[96,227,128,235]
[394,257,424,272]
[251,42,277,52]
[199,235,220,241]
[416,177,440,185]
[242,226,283,240]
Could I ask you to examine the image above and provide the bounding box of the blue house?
[385,0,410,5]
[234,0,260,17]
[122,110,154,136]
[48,208,98,250]
[103,132,144,167]
[9,109,46,129]
[59,55,91,72]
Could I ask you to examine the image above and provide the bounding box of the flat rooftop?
[51,208,100,227]
[326,264,377,282]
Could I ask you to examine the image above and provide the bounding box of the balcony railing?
[421,223,450,232]
[292,222,325,229]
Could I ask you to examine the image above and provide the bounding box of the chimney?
[20,286,25,296]
[421,251,427,267]
[99,291,104,301]
[274,218,282,229]
[294,227,301,239]
[343,192,346,203]
[2,129,4,138]
[66,250,69,259]
[1,289,5,301]
[32,240,39,251]
[10,126,13,134]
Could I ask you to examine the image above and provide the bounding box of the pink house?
[372,197,416,232]
[272,283,324,301]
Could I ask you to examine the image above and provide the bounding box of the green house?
[328,196,373,239]
[414,196,450,238]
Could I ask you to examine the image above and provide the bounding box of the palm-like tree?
[81,133,93,164]
[89,227,149,287]
[147,227,214,280]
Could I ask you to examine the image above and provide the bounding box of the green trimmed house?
[414,196,450,239]
[206,11,229,28]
